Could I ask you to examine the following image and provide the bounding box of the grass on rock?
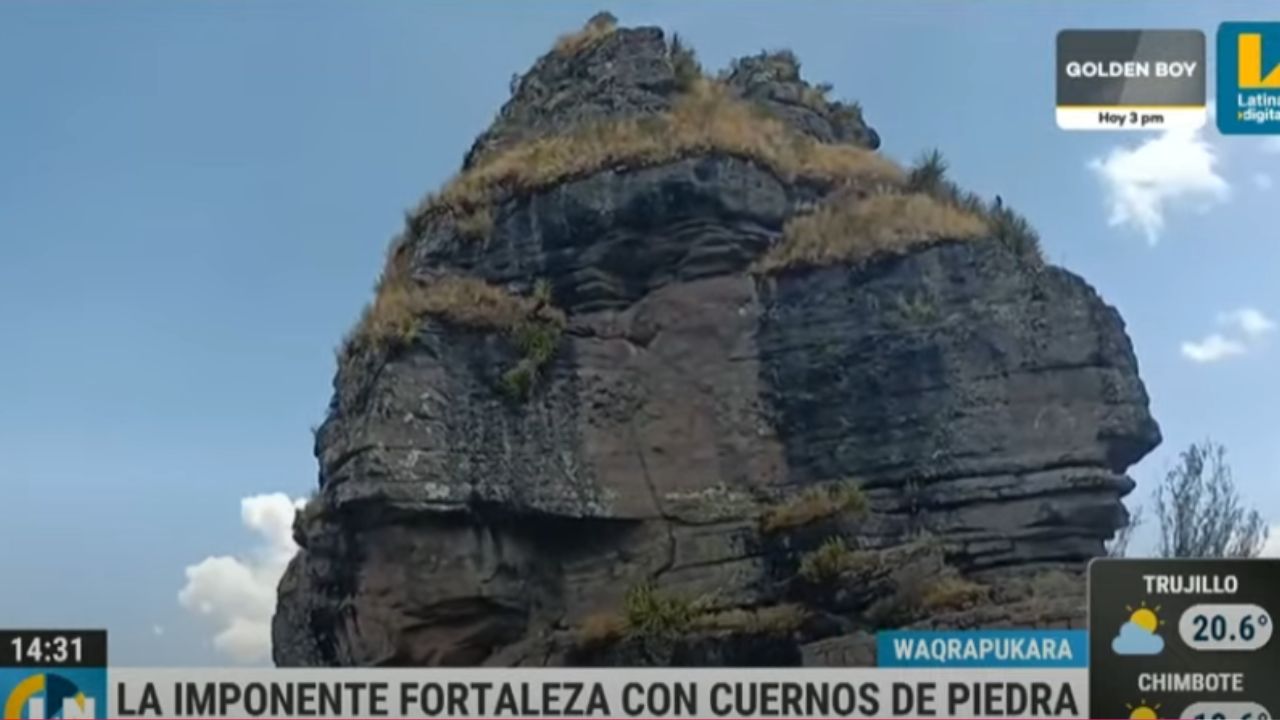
[414,78,904,239]
[760,481,869,534]
[757,192,990,273]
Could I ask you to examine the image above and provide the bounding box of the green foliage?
[798,536,854,583]
[1155,440,1269,558]
[500,364,535,401]
[895,291,938,325]
[907,148,949,195]
[500,304,564,402]
[904,148,1044,265]
[624,582,696,636]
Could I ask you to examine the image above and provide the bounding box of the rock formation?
[273,17,1161,667]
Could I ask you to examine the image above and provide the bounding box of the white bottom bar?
[1057,106,1205,131]
[109,667,1088,719]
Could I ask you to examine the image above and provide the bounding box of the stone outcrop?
[273,19,1160,667]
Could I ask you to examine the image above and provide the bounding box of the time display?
[11,635,82,664]
[0,630,107,668]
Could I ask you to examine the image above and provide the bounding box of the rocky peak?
[463,20,680,168]
[274,18,1160,668]
[722,50,880,149]
[464,17,880,169]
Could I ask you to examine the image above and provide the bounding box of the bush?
[760,481,869,534]
[919,576,990,612]
[906,149,1044,265]
[906,149,948,195]
[798,536,855,583]
[1154,441,1269,558]
[756,192,989,273]
[623,583,697,636]
[411,78,904,237]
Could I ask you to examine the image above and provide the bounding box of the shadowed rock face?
[273,22,1160,667]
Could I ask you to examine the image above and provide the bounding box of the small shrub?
[1028,570,1081,599]
[798,536,854,583]
[905,148,1044,265]
[800,83,832,111]
[455,205,494,240]
[624,582,696,636]
[757,192,989,273]
[906,148,948,195]
[500,364,535,400]
[760,480,869,534]
[920,575,990,612]
[894,291,938,325]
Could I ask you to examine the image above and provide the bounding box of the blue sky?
[2,1,1277,666]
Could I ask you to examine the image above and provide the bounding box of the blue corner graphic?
[1217,22,1280,134]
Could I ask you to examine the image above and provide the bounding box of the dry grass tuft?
[919,575,990,612]
[691,603,808,634]
[757,192,989,273]
[414,79,904,237]
[760,480,868,534]
[342,273,564,362]
[576,612,627,648]
[552,12,618,56]
[797,536,856,583]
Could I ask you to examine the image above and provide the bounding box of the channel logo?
[0,670,105,719]
[1217,22,1280,133]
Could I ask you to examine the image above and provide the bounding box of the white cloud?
[1182,307,1275,364]
[1254,173,1274,190]
[1181,334,1247,363]
[179,493,304,664]
[1218,307,1276,338]
[1089,124,1230,243]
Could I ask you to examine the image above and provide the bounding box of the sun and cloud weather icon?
[1126,699,1162,719]
[1112,601,1165,655]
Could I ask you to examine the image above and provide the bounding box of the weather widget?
[1089,559,1280,719]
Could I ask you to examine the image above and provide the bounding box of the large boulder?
[272,19,1159,667]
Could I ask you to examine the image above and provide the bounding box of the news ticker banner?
[2,628,1086,719]
[6,667,1084,719]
